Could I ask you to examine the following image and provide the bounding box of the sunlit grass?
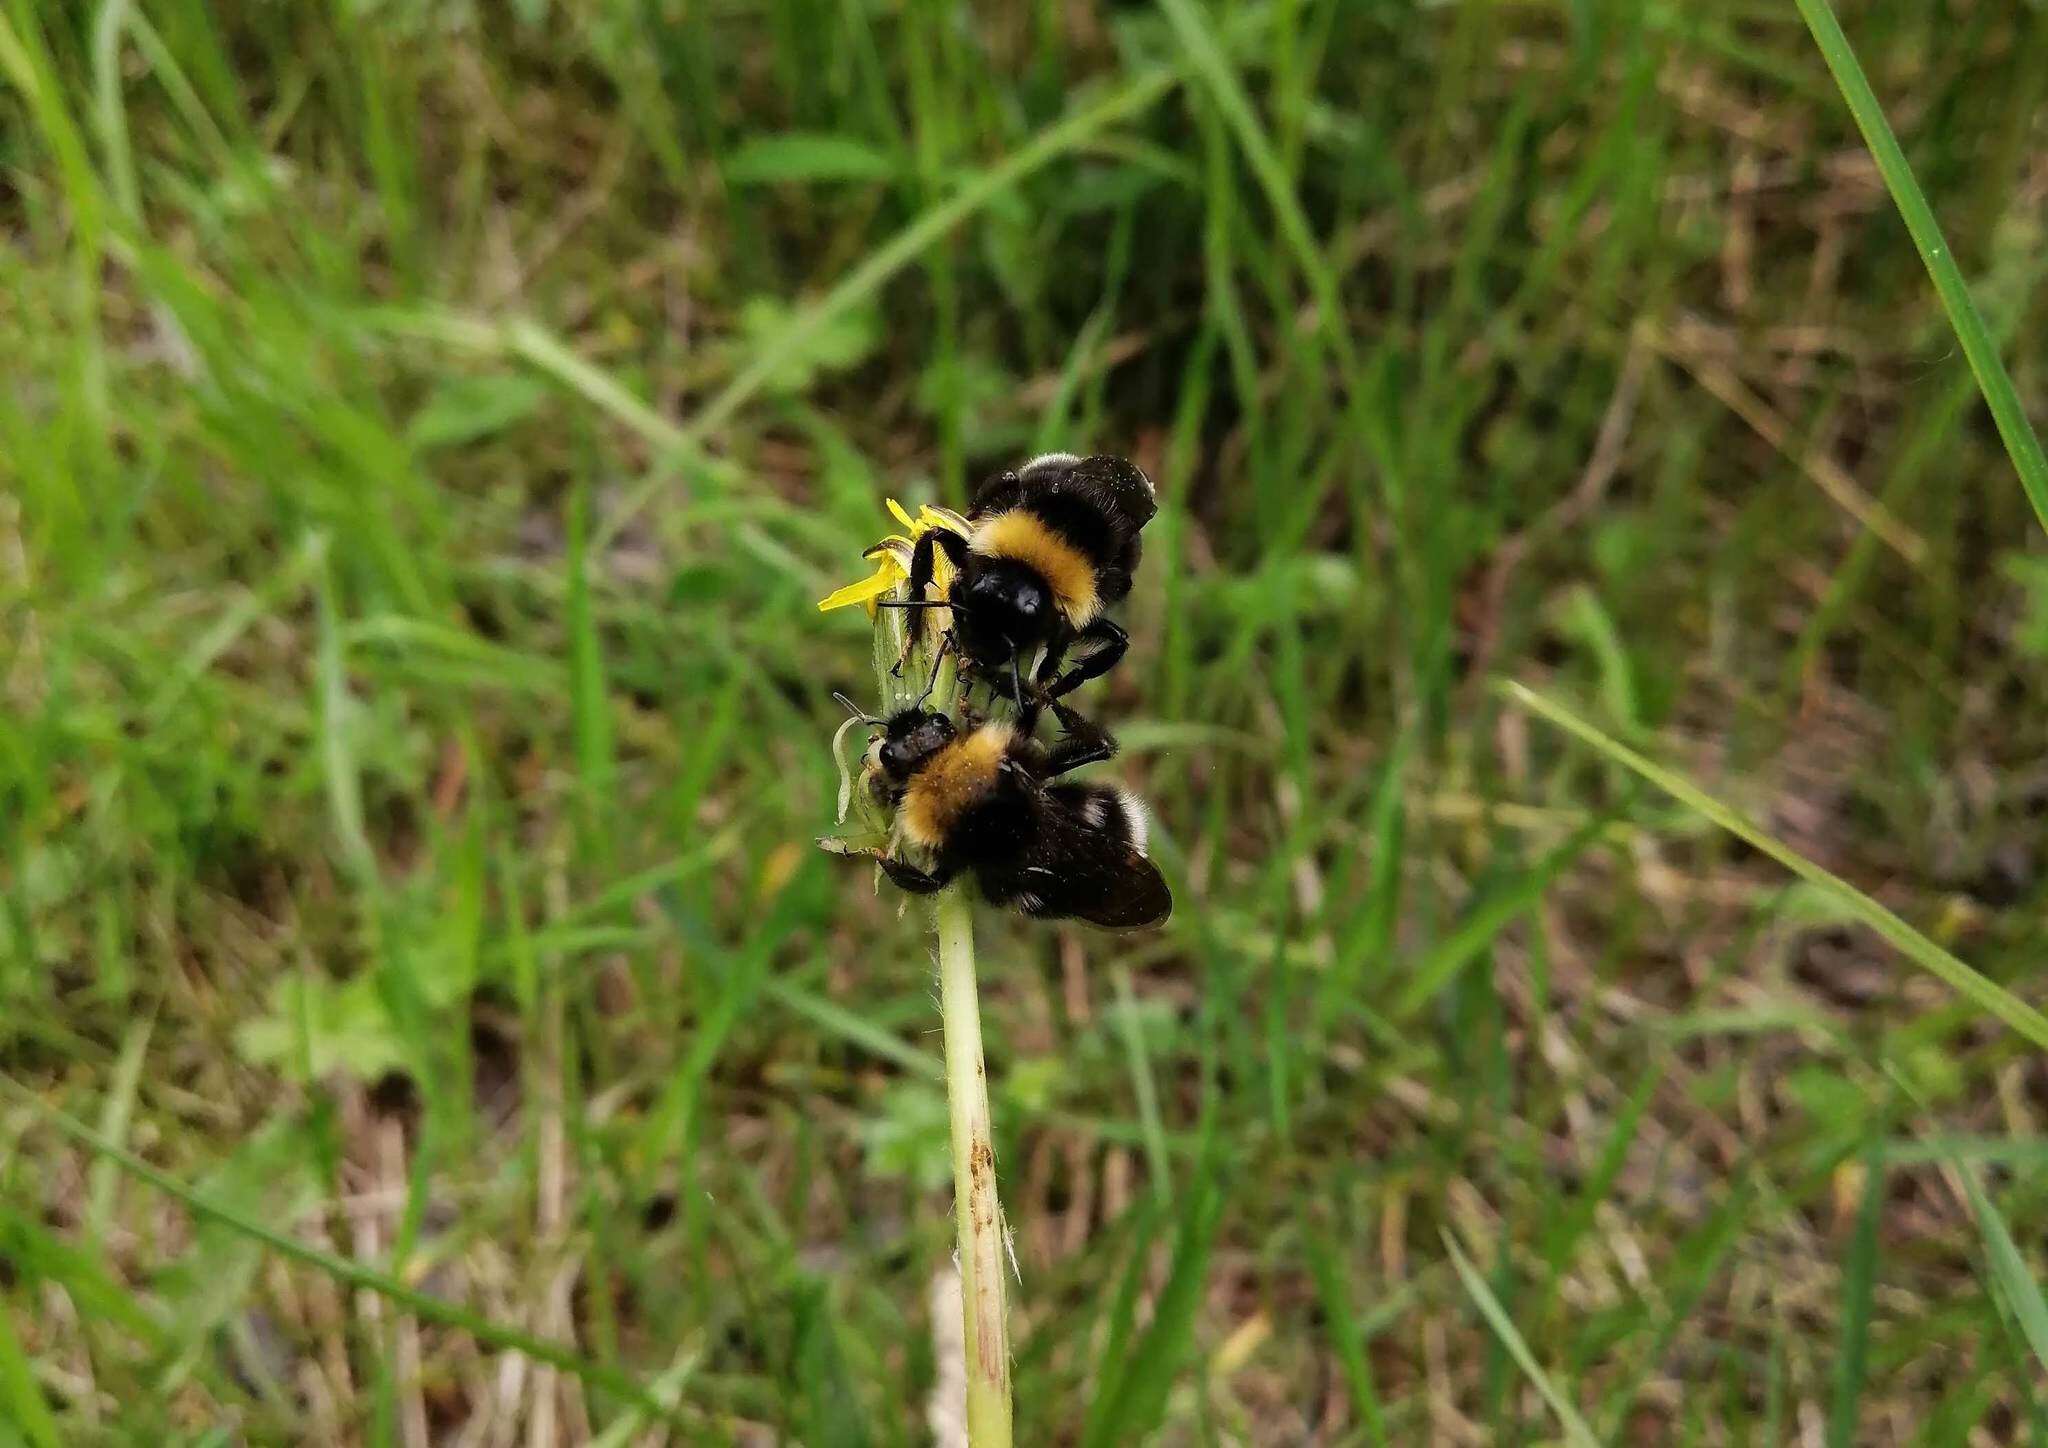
[3,0,2046,1439]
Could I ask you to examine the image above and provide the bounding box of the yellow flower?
[817,498,970,615]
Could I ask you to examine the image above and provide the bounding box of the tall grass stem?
[935,886,1012,1445]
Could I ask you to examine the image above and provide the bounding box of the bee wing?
[987,783,1171,930]
[1027,846,1171,929]
[1066,455,1158,529]
[972,455,1157,532]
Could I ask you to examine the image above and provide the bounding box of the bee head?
[954,559,1055,666]
[875,708,957,783]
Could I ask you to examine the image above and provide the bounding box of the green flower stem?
[934,885,1012,1445]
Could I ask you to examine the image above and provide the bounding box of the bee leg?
[913,632,953,709]
[1044,616,1128,700]
[879,855,954,896]
[904,529,969,648]
[1040,697,1119,778]
[1016,637,1077,735]
[1031,634,1072,696]
[1011,637,1072,738]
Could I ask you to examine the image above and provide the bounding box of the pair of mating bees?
[837,453,1171,930]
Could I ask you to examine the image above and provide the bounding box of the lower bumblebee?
[850,698,1171,930]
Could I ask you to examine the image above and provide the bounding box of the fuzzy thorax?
[899,722,1014,849]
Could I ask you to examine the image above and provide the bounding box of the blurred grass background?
[5,0,2048,1440]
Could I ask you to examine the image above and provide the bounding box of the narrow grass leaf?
[0,1295,59,1448]
[1542,1062,1662,1273]
[0,1207,164,1346]
[406,373,547,449]
[1325,725,1409,1011]
[508,319,689,456]
[725,133,897,185]
[1793,0,2048,535]
[1956,1159,2048,1376]
[1394,812,1608,1019]
[1506,681,2048,1052]
[1156,0,1354,374]
[0,7,106,245]
[0,1082,688,1428]
[89,0,138,221]
[761,978,943,1081]
[1083,1204,1161,1428]
[588,1354,701,1448]
[148,531,328,723]
[791,1278,875,1448]
[1826,1149,1885,1448]
[1445,1233,1599,1448]
[672,66,1184,441]
[1599,1178,1759,1436]
[596,10,1276,550]
[313,561,374,879]
[85,1019,153,1241]
[1082,1177,1224,1447]
[1304,1229,1389,1443]
[1112,964,1174,1202]
[567,486,618,826]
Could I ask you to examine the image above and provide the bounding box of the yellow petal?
[817,567,903,613]
[918,504,971,536]
[885,497,918,531]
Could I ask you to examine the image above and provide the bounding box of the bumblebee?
[851,697,1171,930]
[897,453,1157,704]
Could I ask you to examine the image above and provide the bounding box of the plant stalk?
[934,885,1012,1445]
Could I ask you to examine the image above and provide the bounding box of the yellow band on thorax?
[899,723,1013,849]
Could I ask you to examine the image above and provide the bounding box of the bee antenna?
[832,691,882,726]
[874,598,969,614]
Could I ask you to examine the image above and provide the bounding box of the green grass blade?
[1156,0,1354,373]
[588,1354,701,1448]
[1541,1062,1662,1274]
[90,0,139,221]
[1112,964,1174,1202]
[85,1019,152,1241]
[1082,1205,1163,1434]
[1956,1159,2048,1376]
[313,556,374,881]
[761,978,943,1081]
[509,319,687,456]
[1826,1148,1885,1448]
[1082,1175,1224,1447]
[566,485,619,835]
[1505,682,2048,1052]
[1444,1234,1599,1448]
[1793,0,2048,535]
[0,1294,60,1448]
[0,1082,690,1430]
[1303,1229,1389,1443]
[0,7,107,247]
[790,1277,876,1448]
[682,71,1175,445]
[1393,813,1609,1019]
[595,9,1273,551]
